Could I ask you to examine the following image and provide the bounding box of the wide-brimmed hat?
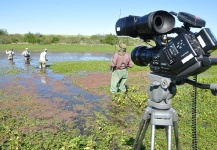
[118,43,127,50]
[44,48,47,51]
[117,43,127,56]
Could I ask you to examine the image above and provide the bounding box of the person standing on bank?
[22,48,31,62]
[5,49,15,60]
[110,43,133,94]
[39,48,48,69]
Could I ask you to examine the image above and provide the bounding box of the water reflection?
[41,76,47,85]
[8,60,15,68]
[40,69,48,85]
[24,59,31,64]
[23,61,30,70]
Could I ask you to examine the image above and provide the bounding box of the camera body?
[115,10,217,77]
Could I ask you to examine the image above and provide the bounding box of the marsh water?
[0,51,112,69]
[0,51,113,111]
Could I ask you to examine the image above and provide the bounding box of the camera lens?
[131,46,160,66]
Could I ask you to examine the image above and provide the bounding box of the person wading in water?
[110,43,134,94]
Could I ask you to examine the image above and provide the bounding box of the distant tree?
[0,33,24,44]
[11,38,18,43]
[69,36,79,44]
[89,34,103,44]
[24,32,45,44]
[24,32,38,43]
[0,29,8,35]
[51,36,59,43]
[90,34,104,40]
[10,34,24,43]
[35,32,43,38]
[101,34,118,45]
[0,35,12,44]
[77,34,86,44]
[35,32,44,43]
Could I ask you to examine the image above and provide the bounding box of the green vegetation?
[0,29,153,54]
[0,30,144,47]
[51,63,217,149]
[1,60,217,149]
[0,67,22,75]
[49,60,147,76]
[50,60,111,75]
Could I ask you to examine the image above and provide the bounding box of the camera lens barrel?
[131,46,161,66]
[116,10,175,37]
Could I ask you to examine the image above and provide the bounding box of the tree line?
[0,29,144,46]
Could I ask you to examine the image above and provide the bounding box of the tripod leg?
[132,119,145,149]
[173,121,180,150]
[151,125,156,150]
[132,119,150,150]
[167,126,172,150]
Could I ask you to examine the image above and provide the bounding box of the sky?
[0,0,217,36]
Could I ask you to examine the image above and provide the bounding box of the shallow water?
[0,52,112,110]
[0,51,113,69]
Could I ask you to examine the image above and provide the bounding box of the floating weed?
[0,67,22,75]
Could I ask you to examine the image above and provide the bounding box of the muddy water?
[0,52,112,111]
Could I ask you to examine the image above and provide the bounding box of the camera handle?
[183,78,217,96]
[132,73,180,150]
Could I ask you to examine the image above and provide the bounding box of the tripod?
[132,73,180,150]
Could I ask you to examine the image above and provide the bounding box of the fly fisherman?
[22,48,31,61]
[39,48,48,69]
[110,43,133,94]
[5,49,15,60]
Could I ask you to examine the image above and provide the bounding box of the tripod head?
[147,73,175,109]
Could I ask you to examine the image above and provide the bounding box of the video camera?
[115,10,217,77]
